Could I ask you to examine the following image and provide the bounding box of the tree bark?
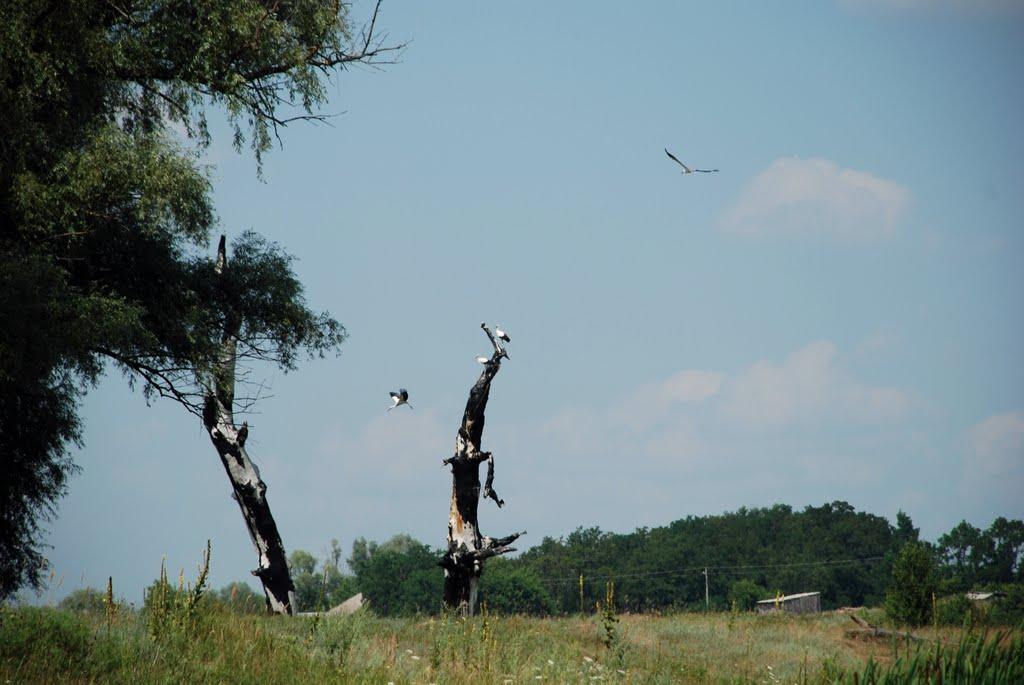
[202,235,296,615]
[440,323,524,615]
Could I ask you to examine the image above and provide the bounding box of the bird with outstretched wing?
[665,148,718,174]
[388,388,412,411]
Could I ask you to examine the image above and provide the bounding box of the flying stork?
[388,389,412,411]
[664,148,719,174]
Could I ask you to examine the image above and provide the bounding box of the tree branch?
[482,453,503,508]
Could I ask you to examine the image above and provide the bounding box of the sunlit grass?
[1,604,1020,684]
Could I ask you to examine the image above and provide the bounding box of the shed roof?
[756,591,820,604]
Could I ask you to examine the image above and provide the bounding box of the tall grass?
[2,602,1021,684]
[825,629,1024,685]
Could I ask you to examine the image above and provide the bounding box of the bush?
[216,581,265,614]
[58,587,106,614]
[0,606,91,668]
[480,560,555,615]
[728,579,767,611]
[886,542,937,626]
[985,584,1024,626]
[935,594,974,627]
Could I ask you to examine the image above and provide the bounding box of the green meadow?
[3,604,1021,684]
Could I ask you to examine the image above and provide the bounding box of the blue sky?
[38,1,1024,604]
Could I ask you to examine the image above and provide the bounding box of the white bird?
[495,325,511,343]
[388,388,412,411]
[665,148,718,174]
[475,355,491,365]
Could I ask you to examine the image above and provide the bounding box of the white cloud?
[612,369,723,432]
[315,409,450,481]
[540,370,720,463]
[966,411,1024,478]
[541,341,905,465]
[719,157,909,241]
[724,341,908,429]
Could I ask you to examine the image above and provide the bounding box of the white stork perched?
[475,355,491,365]
[388,388,412,411]
[495,325,511,343]
[665,148,719,174]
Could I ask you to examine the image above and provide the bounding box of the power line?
[536,555,887,586]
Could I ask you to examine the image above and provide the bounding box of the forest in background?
[57,501,1020,618]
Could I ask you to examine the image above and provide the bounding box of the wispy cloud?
[724,341,908,429]
[542,340,906,462]
[719,157,909,242]
[966,411,1024,478]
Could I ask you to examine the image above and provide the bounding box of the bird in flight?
[495,325,511,343]
[388,389,412,411]
[664,148,718,174]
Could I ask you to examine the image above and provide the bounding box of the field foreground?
[2,605,1022,684]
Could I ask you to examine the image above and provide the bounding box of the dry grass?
[1,604,1019,684]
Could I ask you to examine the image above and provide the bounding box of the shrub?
[0,607,92,673]
[58,587,106,614]
[935,594,975,627]
[886,542,937,626]
[479,560,555,615]
[728,579,767,611]
[216,581,265,614]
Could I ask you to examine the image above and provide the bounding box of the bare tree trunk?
[440,323,524,615]
[201,236,296,615]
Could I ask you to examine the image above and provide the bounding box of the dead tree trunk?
[201,236,296,615]
[440,323,524,615]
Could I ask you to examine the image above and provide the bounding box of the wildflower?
[547,659,554,666]
[583,656,594,663]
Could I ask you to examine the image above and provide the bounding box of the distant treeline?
[118,501,1021,617]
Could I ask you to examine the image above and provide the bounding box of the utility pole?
[703,567,709,610]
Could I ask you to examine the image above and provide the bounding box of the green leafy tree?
[0,0,399,599]
[349,535,442,616]
[984,517,1024,584]
[288,548,359,612]
[57,587,107,614]
[215,582,264,614]
[479,559,555,615]
[886,541,938,627]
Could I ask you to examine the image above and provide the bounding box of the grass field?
[2,603,1022,684]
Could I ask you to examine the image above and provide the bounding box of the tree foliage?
[0,0,397,598]
[514,502,901,613]
[937,517,1024,591]
[479,558,555,615]
[886,541,938,627]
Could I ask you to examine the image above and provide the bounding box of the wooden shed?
[756,591,821,615]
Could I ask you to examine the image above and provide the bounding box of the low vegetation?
[2,602,1021,684]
